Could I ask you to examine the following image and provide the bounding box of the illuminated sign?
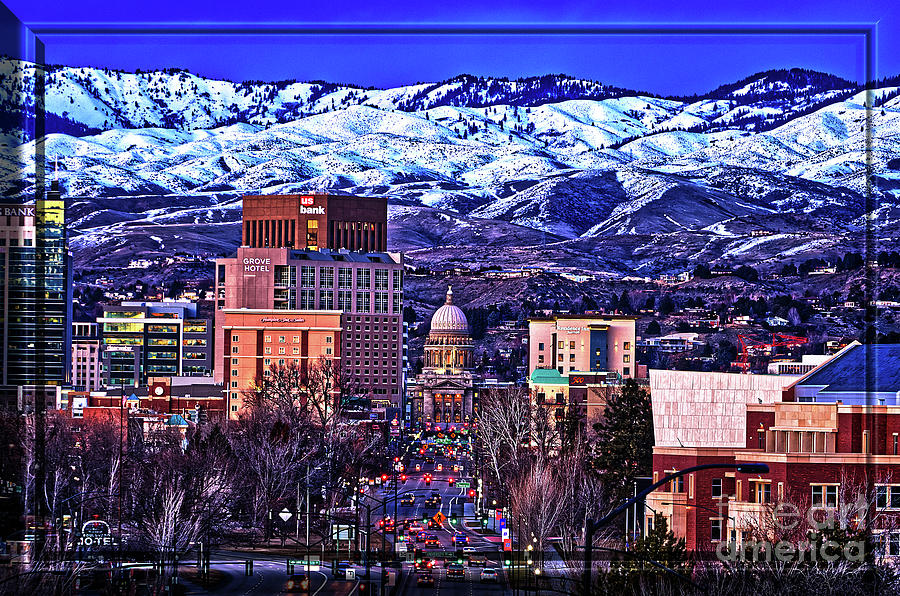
[260,317,306,323]
[79,520,114,547]
[299,205,325,215]
[300,196,315,206]
[243,257,270,272]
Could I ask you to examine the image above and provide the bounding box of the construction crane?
[734,333,809,370]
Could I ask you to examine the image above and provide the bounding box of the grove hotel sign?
[244,257,270,272]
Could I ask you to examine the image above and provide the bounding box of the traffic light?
[400,474,407,482]
[381,474,388,483]
[469,489,476,498]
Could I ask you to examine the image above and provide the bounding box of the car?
[481,568,498,583]
[417,572,435,587]
[414,558,434,571]
[453,533,468,546]
[286,573,310,592]
[427,519,440,530]
[436,464,443,472]
[446,563,465,580]
[425,456,435,464]
[469,556,488,567]
[425,496,440,507]
[415,463,421,471]
[424,535,441,547]
[462,546,476,554]
[400,495,416,506]
[416,531,428,542]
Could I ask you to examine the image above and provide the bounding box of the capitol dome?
[430,286,469,332]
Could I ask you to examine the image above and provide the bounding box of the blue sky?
[2,0,897,95]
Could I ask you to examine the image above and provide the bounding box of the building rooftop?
[795,343,900,394]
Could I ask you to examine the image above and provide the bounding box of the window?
[231,369,238,377]
[279,336,286,343]
[338,267,353,289]
[623,367,630,376]
[320,266,334,288]
[752,481,771,504]
[306,219,318,247]
[569,353,575,362]
[538,342,544,351]
[301,266,315,288]
[623,354,631,363]
[231,381,238,388]
[624,341,631,350]
[710,518,723,541]
[357,292,370,313]
[894,434,899,456]
[393,270,402,291]
[811,484,839,507]
[264,347,271,354]
[558,341,564,350]
[876,485,900,509]
[569,341,576,350]
[375,292,388,314]
[711,478,723,499]
[321,289,335,310]
[758,431,765,450]
[375,269,388,290]
[357,268,371,290]
[392,293,400,314]
[672,476,684,493]
[279,347,286,355]
[538,355,544,363]
[232,346,239,354]
[338,290,352,311]
[232,335,239,342]
[293,336,299,342]
[300,289,315,309]
[264,335,272,343]
[292,347,299,355]
[326,335,332,344]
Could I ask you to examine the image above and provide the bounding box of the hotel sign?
[260,317,306,323]
[243,257,270,272]
[557,325,584,334]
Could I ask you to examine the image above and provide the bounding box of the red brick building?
[646,343,900,557]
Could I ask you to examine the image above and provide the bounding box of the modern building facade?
[241,193,388,252]
[71,322,102,391]
[98,301,213,387]
[528,314,637,379]
[0,186,72,410]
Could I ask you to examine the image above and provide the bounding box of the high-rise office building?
[215,193,405,415]
[0,182,72,410]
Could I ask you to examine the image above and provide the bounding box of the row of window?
[276,266,400,291]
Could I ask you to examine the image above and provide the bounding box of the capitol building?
[408,286,477,426]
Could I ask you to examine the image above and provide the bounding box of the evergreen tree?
[646,320,661,336]
[592,379,654,499]
[631,514,691,573]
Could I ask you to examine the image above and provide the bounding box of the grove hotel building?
[528,315,637,379]
[215,193,405,415]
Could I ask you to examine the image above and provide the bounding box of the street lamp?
[581,463,769,595]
